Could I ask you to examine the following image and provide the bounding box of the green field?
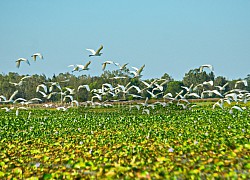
[0,105,249,179]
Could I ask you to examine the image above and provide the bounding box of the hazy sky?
[0,0,250,80]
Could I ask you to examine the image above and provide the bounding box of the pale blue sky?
[0,0,250,80]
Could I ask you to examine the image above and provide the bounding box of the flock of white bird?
[0,45,249,116]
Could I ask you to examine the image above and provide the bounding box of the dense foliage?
[0,70,249,102]
[0,105,249,179]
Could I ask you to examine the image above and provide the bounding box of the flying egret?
[199,64,214,73]
[65,87,75,95]
[130,64,145,78]
[1,107,14,112]
[16,58,30,68]
[86,45,103,57]
[9,81,23,86]
[31,53,43,61]
[235,80,248,88]
[63,95,74,102]
[203,80,214,86]
[0,90,18,103]
[215,83,229,91]
[102,61,114,70]
[115,63,129,71]
[36,84,48,93]
[229,105,243,114]
[78,84,90,92]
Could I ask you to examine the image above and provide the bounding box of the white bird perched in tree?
[31,53,43,61]
[130,64,145,78]
[86,45,103,57]
[102,61,114,70]
[235,80,248,88]
[16,58,30,68]
[78,84,90,92]
[199,64,214,73]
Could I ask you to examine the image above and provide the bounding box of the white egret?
[0,90,18,103]
[130,64,145,78]
[65,87,75,95]
[115,63,129,71]
[16,58,30,68]
[36,84,48,93]
[199,64,214,73]
[102,61,114,70]
[235,80,248,88]
[215,83,229,91]
[63,95,73,102]
[229,105,243,114]
[31,53,43,61]
[86,45,103,57]
[78,84,90,92]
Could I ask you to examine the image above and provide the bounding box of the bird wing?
[16,60,21,68]
[9,90,18,101]
[102,63,107,70]
[25,59,30,65]
[84,61,91,68]
[86,49,96,55]
[95,45,103,54]
[21,75,32,81]
[131,66,139,71]
[137,65,145,74]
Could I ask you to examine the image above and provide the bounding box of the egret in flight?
[31,53,43,61]
[16,58,30,68]
[86,45,103,57]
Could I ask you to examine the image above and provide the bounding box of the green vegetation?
[0,105,249,179]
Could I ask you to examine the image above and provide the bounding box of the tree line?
[0,68,249,103]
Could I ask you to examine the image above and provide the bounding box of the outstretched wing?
[86,49,96,55]
[95,45,103,54]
